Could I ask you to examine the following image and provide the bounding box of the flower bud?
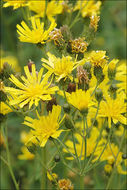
[64,114,74,129]
[80,108,88,117]
[0,90,7,102]
[67,83,76,93]
[54,154,60,162]
[28,59,34,73]
[46,98,57,112]
[0,113,7,124]
[94,66,104,84]
[26,142,36,154]
[95,88,103,102]
[84,62,92,72]
[63,103,71,113]
[122,154,127,159]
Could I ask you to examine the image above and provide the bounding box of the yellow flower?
[65,127,101,160]
[74,0,101,18]
[0,55,21,73]
[90,15,100,32]
[27,0,63,21]
[104,164,112,174]
[20,131,37,145]
[98,93,126,128]
[47,171,58,181]
[67,89,93,113]
[17,17,56,44]
[42,53,82,82]
[108,59,119,71]
[18,146,35,160]
[0,102,13,115]
[3,0,26,10]
[5,64,58,109]
[23,105,64,147]
[58,179,74,190]
[94,142,123,165]
[89,50,108,67]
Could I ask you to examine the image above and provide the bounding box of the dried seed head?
[77,66,89,84]
[70,38,88,53]
[49,28,64,46]
[90,15,100,32]
[58,179,74,190]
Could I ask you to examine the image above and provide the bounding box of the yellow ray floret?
[23,105,64,147]
[5,64,58,109]
[74,0,101,18]
[67,89,94,112]
[42,53,83,82]
[27,0,63,21]
[88,50,108,67]
[3,0,27,10]
[17,17,56,44]
[98,93,127,128]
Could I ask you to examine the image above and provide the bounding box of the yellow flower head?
[18,146,34,160]
[67,89,93,113]
[17,17,56,44]
[42,53,82,82]
[108,59,119,71]
[58,179,74,190]
[74,0,101,18]
[5,64,58,109]
[23,105,63,147]
[104,164,112,174]
[65,127,100,160]
[47,171,58,182]
[0,55,21,73]
[0,102,13,115]
[27,0,63,21]
[98,93,126,128]
[89,50,108,67]
[90,15,100,32]
[3,0,26,10]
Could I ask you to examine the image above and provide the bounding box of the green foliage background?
[0,0,126,189]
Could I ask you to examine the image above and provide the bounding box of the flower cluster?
[1,1,126,189]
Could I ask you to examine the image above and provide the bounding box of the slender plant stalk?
[1,124,19,190]
[106,129,125,190]
[41,147,47,190]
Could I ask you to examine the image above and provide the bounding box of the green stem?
[106,129,125,190]
[57,138,76,159]
[41,147,47,190]
[53,139,79,175]
[91,82,98,97]
[83,122,113,175]
[71,131,81,168]
[1,124,19,190]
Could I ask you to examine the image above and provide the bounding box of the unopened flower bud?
[54,154,60,162]
[28,59,34,73]
[84,62,92,72]
[46,98,57,112]
[64,114,74,129]
[0,113,7,124]
[67,83,76,93]
[94,66,104,84]
[26,142,36,154]
[95,88,103,102]
[63,103,71,113]
[122,154,127,159]
[0,90,7,102]
[80,108,88,117]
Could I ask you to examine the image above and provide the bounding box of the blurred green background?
[0,0,126,189]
